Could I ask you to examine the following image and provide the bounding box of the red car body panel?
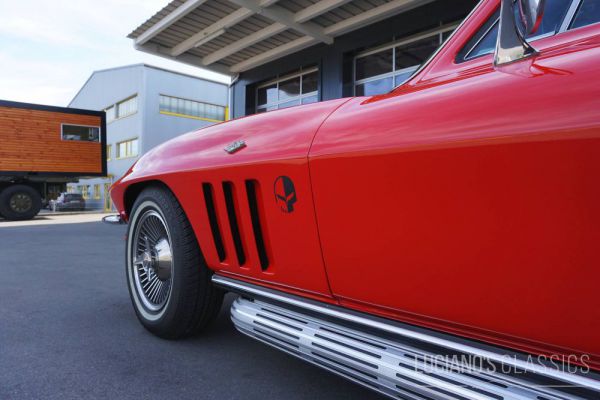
[111,0,600,371]
[111,99,350,300]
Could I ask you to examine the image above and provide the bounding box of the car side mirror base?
[494,0,543,66]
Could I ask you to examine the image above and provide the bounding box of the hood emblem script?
[224,140,247,154]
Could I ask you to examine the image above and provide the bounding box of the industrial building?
[128,0,477,118]
[67,64,228,210]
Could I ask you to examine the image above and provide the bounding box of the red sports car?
[110,0,600,398]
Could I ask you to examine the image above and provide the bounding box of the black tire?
[126,186,224,339]
[0,184,42,221]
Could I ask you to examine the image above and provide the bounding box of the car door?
[309,0,600,360]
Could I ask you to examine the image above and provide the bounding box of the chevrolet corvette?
[109,0,600,398]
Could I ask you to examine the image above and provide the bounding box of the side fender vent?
[202,183,226,262]
[203,180,270,271]
[245,180,269,270]
[223,181,246,266]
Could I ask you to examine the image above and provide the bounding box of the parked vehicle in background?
[110,0,600,398]
[0,100,106,220]
[49,193,86,212]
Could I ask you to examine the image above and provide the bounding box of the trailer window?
[61,124,100,142]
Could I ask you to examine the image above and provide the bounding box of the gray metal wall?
[68,65,228,210]
[231,0,478,118]
[142,66,229,153]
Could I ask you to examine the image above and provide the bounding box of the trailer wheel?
[0,185,42,221]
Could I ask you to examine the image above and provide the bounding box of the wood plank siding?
[0,104,104,174]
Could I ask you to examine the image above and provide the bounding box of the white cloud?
[0,0,231,106]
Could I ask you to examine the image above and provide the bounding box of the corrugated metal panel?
[128,0,438,72]
[311,0,387,27]
[218,29,302,66]
[230,14,274,33]
[149,0,241,45]
[311,12,343,28]
[183,13,288,64]
[277,0,320,14]
[129,0,185,39]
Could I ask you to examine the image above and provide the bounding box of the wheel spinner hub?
[141,250,154,279]
[140,237,172,282]
[132,210,174,312]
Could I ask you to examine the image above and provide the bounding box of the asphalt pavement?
[0,216,384,400]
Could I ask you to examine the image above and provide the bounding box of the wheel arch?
[123,179,172,218]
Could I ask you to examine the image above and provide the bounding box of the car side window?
[457,10,500,61]
[458,0,573,62]
[530,0,573,36]
[570,0,600,29]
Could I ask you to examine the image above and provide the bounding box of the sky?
[0,0,231,107]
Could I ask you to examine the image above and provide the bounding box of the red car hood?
[133,98,349,177]
[110,98,351,216]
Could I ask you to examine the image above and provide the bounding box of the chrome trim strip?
[464,18,500,60]
[232,297,592,399]
[559,0,583,32]
[213,274,600,392]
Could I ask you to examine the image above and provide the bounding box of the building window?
[93,184,101,200]
[105,105,115,123]
[104,95,137,123]
[354,24,457,96]
[117,96,138,119]
[80,185,90,200]
[159,95,226,122]
[61,124,100,142]
[116,138,139,159]
[107,144,112,161]
[255,67,319,114]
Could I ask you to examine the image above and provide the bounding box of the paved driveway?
[0,216,383,400]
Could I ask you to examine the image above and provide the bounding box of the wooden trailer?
[0,100,106,220]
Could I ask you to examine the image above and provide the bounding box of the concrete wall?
[67,65,228,210]
[231,0,478,118]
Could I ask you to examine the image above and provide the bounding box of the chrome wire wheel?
[126,187,224,338]
[9,193,32,213]
[131,209,174,313]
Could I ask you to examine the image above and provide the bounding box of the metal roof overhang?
[128,0,436,75]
